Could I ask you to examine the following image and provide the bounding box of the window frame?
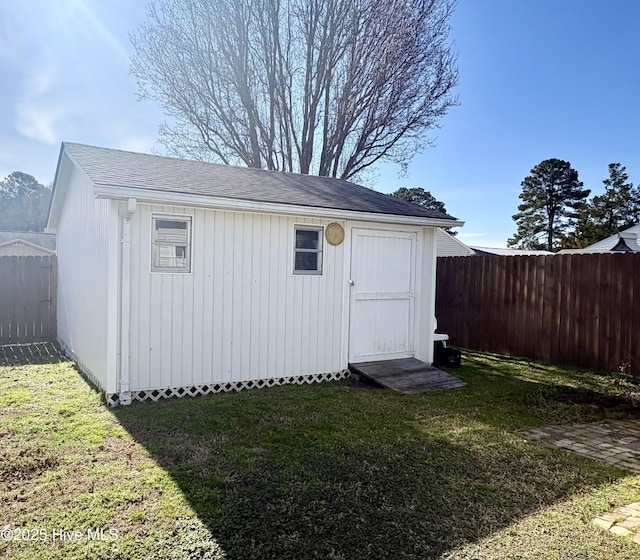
[150,214,193,274]
[292,224,324,276]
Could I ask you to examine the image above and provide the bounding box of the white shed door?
[349,228,417,362]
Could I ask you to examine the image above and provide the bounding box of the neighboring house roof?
[0,231,56,252]
[470,246,554,256]
[53,143,462,227]
[436,229,475,257]
[558,223,640,254]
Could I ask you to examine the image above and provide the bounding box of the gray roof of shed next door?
[62,142,457,221]
[0,231,56,250]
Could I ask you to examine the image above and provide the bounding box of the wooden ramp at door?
[349,358,465,395]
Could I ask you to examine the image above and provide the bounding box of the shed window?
[293,226,323,275]
[152,215,192,273]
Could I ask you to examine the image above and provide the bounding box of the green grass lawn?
[1,350,639,559]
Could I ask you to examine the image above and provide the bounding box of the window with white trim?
[293,225,323,275]
[151,215,192,273]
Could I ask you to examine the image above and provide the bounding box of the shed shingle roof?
[0,231,56,250]
[63,143,457,221]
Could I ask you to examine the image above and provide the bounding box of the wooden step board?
[349,358,465,395]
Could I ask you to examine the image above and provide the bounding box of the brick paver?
[592,502,640,544]
[521,420,640,544]
[520,420,640,473]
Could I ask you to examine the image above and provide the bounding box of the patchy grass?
[1,350,639,559]
[0,359,222,560]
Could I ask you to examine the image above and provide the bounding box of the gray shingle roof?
[0,231,56,250]
[63,143,457,221]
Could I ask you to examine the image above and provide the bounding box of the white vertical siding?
[416,226,437,364]
[129,206,345,391]
[436,228,474,257]
[54,156,119,391]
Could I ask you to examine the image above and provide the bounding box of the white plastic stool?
[433,317,449,347]
[433,332,449,348]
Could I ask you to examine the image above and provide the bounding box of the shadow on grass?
[0,341,66,366]
[446,350,640,426]
[113,374,629,560]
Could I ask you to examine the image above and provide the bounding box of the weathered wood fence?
[0,255,57,344]
[436,253,640,375]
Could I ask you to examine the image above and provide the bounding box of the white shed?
[47,143,463,405]
[0,231,56,256]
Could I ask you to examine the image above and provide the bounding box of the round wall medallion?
[325,222,345,246]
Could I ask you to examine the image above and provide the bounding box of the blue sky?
[1,0,638,247]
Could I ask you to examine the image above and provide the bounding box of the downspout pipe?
[118,198,137,405]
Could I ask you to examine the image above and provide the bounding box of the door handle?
[348,279,355,286]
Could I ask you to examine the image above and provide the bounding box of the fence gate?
[0,255,57,344]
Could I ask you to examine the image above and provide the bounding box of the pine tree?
[563,163,639,248]
[508,159,590,251]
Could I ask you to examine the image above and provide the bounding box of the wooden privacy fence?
[0,255,57,344]
[436,253,640,375]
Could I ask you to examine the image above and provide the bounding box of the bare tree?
[131,0,458,179]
